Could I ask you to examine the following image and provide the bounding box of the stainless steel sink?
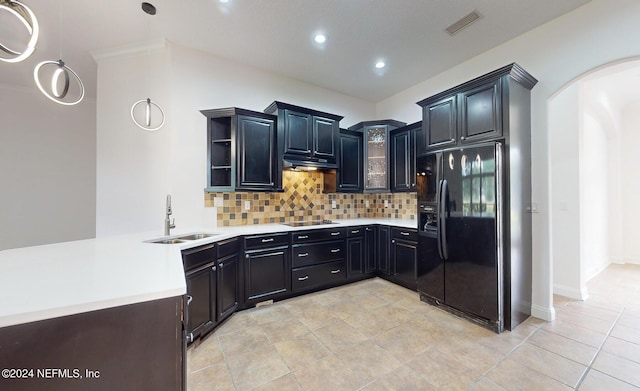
[175,233,218,240]
[146,232,218,244]
[149,238,187,244]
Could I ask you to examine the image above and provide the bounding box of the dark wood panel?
[0,297,184,391]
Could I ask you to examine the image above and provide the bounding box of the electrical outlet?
[331,200,337,209]
[365,200,370,208]
[214,197,223,207]
[244,200,250,210]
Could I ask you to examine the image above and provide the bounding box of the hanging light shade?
[33,59,85,105]
[131,97,166,131]
[130,2,166,131]
[0,0,39,63]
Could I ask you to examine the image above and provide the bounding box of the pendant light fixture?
[130,2,166,132]
[0,0,39,63]
[33,0,84,105]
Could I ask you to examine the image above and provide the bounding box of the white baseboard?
[553,283,588,300]
[611,257,640,265]
[531,304,556,321]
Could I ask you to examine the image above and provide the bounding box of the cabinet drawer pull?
[330,232,341,236]
[298,252,309,257]
[330,248,341,253]
[330,269,341,274]
[351,229,360,234]
[297,235,309,239]
[400,232,410,236]
[298,276,309,281]
[261,238,274,243]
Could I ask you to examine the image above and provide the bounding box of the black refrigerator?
[417,142,504,331]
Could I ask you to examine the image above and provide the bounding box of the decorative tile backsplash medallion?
[205,171,416,226]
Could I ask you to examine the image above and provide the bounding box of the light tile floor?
[187,264,640,390]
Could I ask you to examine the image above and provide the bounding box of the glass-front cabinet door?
[365,126,388,191]
[348,120,406,193]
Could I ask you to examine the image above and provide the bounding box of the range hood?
[283,157,337,171]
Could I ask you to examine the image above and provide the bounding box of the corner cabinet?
[264,101,343,169]
[390,121,421,192]
[201,108,280,192]
[348,120,406,192]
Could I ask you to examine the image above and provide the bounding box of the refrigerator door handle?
[436,179,444,260]
[440,179,449,261]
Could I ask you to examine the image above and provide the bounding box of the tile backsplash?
[205,171,417,226]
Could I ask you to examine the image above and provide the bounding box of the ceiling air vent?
[445,10,481,36]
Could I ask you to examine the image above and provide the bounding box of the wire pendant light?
[32,0,84,105]
[131,2,166,131]
[0,0,39,63]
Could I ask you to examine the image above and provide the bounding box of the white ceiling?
[1,0,591,102]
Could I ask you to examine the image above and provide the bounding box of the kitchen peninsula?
[0,218,415,391]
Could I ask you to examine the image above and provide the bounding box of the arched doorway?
[548,58,640,301]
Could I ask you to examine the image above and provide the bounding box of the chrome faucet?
[164,194,175,235]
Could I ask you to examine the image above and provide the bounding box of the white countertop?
[0,218,416,328]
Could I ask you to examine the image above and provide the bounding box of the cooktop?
[282,220,336,227]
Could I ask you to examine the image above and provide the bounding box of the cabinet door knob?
[460,136,466,140]
[245,254,250,259]
[219,262,224,267]
[392,240,395,243]
[212,265,217,271]
[186,333,194,343]
[451,138,455,142]
[186,295,193,305]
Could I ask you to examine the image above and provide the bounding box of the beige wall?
[0,84,96,250]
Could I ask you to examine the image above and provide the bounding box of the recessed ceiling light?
[219,0,229,3]
[375,61,386,69]
[314,34,326,44]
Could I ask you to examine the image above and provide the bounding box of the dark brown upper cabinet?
[417,63,537,153]
[336,129,363,193]
[264,101,343,169]
[348,120,406,193]
[201,108,280,192]
[390,121,421,192]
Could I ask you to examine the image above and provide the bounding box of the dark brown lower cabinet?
[0,297,185,391]
[217,251,240,321]
[378,226,391,275]
[243,232,291,306]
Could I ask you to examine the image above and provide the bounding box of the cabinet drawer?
[217,237,240,259]
[292,240,344,267]
[182,243,217,271]
[391,227,418,242]
[291,227,346,243]
[347,226,365,237]
[245,232,289,249]
[292,261,346,292]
